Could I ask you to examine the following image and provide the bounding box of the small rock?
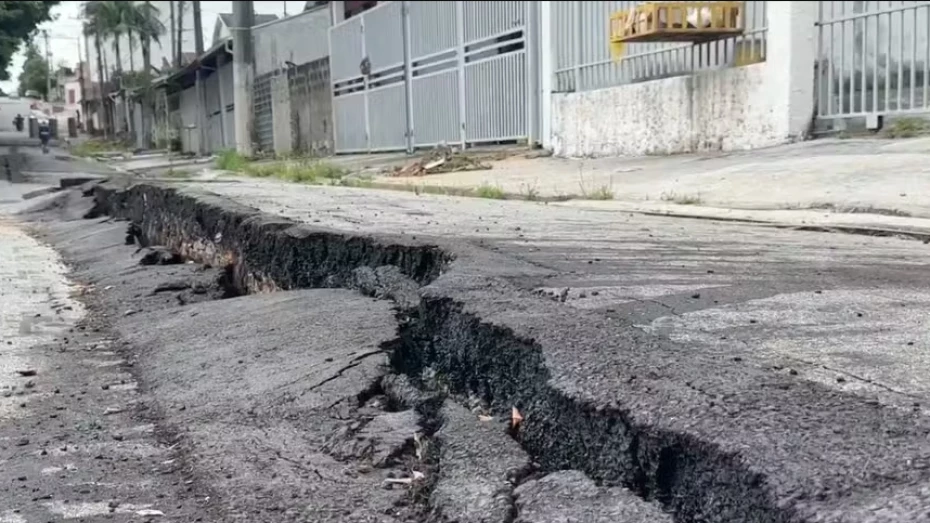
[15,437,29,446]
[15,369,37,377]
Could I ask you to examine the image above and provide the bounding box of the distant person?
[13,113,23,132]
[37,119,51,153]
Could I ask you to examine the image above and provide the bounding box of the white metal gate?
[815,1,930,121]
[328,0,537,153]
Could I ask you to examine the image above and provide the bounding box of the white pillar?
[331,1,346,25]
[539,1,553,150]
[765,2,818,141]
[232,1,255,156]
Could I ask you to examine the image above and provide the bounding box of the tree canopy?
[17,42,51,97]
[0,1,59,81]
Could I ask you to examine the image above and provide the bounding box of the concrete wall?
[177,86,201,154]
[551,64,786,156]
[289,58,333,155]
[547,2,818,158]
[271,75,292,155]
[253,7,331,77]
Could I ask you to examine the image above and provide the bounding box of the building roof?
[217,12,280,28]
[152,38,233,93]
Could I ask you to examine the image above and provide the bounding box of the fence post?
[766,1,818,140]
[360,15,371,152]
[539,0,552,150]
[401,1,415,154]
[526,1,539,147]
[455,0,467,149]
[573,2,582,92]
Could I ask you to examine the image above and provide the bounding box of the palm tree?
[82,1,109,137]
[134,1,166,147]
[103,1,131,75]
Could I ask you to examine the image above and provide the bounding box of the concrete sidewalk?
[368,136,930,217]
[100,135,930,235]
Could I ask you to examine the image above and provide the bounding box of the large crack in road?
[9,140,930,522]
[80,180,930,523]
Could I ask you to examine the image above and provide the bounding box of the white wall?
[552,64,790,156]
[253,7,331,77]
[548,2,818,157]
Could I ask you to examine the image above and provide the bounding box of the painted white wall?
[253,7,331,76]
[548,1,819,157]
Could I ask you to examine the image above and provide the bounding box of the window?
[68,89,76,104]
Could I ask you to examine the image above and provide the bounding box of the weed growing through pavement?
[520,182,540,201]
[884,117,928,139]
[660,191,703,205]
[71,139,128,158]
[578,164,614,200]
[216,149,349,186]
[475,183,506,199]
[215,149,250,171]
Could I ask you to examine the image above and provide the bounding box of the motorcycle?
[39,129,50,154]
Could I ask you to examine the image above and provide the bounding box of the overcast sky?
[0,1,308,95]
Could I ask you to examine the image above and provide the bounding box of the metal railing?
[552,0,768,93]
[815,0,930,119]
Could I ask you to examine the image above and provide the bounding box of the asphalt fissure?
[91,182,801,523]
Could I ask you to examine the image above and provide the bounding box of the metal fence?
[253,72,274,152]
[552,1,768,93]
[815,1,930,120]
[329,0,536,153]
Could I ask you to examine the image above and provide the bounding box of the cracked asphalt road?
[185,178,930,411]
[11,136,930,522]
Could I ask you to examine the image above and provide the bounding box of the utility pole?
[176,1,185,68]
[169,1,176,68]
[83,32,92,132]
[232,1,255,156]
[43,30,51,102]
[193,0,205,155]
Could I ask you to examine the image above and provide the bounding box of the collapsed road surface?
[7,140,930,522]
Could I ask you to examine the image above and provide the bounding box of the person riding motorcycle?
[37,119,51,152]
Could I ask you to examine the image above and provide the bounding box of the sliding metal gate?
[815,1,930,121]
[329,0,537,153]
